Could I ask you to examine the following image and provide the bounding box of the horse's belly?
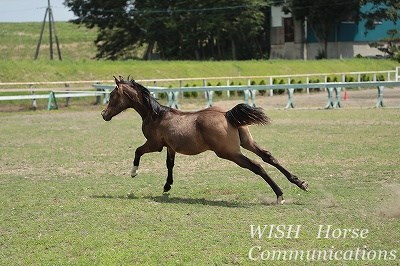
[168,136,209,155]
[164,130,209,155]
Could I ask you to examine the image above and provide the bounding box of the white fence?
[1,67,399,110]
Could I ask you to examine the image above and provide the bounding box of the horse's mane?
[120,76,170,118]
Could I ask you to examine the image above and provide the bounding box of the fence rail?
[1,67,399,90]
[93,80,400,109]
[1,67,399,110]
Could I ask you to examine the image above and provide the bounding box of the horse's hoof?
[277,195,285,205]
[163,183,171,193]
[301,182,309,192]
[131,166,138,178]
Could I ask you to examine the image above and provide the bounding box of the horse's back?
[158,106,241,155]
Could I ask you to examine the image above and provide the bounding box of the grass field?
[0,22,399,84]
[1,21,399,265]
[0,22,97,61]
[0,103,399,265]
[1,58,399,85]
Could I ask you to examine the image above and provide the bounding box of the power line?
[70,0,372,17]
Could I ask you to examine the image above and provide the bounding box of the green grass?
[0,106,399,265]
[1,58,399,85]
[0,22,97,61]
[0,22,399,84]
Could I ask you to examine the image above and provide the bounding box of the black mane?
[120,77,170,118]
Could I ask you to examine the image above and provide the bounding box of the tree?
[283,0,400,58]
[64,0,270,60]
[360,0,400,30]
[283,0,361,58]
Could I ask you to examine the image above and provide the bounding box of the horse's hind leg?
[163,147,175,193]
[238,127,309,192]
[216,151,285,204]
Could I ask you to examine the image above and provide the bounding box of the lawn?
[0,104,399,265]
[0,23,399,83]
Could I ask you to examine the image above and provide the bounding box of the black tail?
[225,103,270,128]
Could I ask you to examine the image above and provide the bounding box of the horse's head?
[101,76,141,121]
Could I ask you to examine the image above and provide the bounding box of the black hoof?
[300,181,309,192]
[163,183,172,193]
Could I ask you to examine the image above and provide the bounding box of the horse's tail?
[225,103,270,128]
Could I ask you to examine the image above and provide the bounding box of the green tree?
[64,0,270,60]
[283,0,360,58]
[361,0,400,30]
[283,0,399,58]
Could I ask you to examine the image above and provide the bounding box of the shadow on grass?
[90,193,267,208]
[146,194,251,208]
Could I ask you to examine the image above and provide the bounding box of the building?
[270,4,399,59]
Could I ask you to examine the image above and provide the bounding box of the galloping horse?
[101,76,309,204]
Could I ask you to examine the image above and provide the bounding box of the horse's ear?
[113,76,120,85]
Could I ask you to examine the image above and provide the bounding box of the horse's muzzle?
[101,110,112,121]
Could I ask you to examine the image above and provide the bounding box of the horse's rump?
[225,103,270,128]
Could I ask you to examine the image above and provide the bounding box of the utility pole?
[34,0,62,60]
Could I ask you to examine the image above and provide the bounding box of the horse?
[101,76,309,204]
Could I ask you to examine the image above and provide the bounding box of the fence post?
[65,83,71,107]
[153,81,158,99]
[396,66,399,81]
[375,86,384,108]
[269,77,273,97]
[95,82,101,105]
[204,79,213,107]
[226,79,230,97]
[285,78,295,109]
[47,91,58,110]
[31,90,37,110]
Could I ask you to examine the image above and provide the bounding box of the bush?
[360,74,370,81]
[294,80,303,93]
[309,78,321,93]
[277,79,285,95]
[327,76,338,82]
[237,82,243,96]
[229,81,236,96]
[258,80,266,96]
[214,82,223,97]
[183,83,191,98]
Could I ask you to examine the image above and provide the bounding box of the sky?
[0,0,76,22]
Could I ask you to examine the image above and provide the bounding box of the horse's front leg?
[163,147,176,192]
[132,141,163,177]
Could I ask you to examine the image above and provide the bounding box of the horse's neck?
[131,101,150,120]
[123,87,151,119]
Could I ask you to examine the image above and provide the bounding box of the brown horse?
[101,76,308,204]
